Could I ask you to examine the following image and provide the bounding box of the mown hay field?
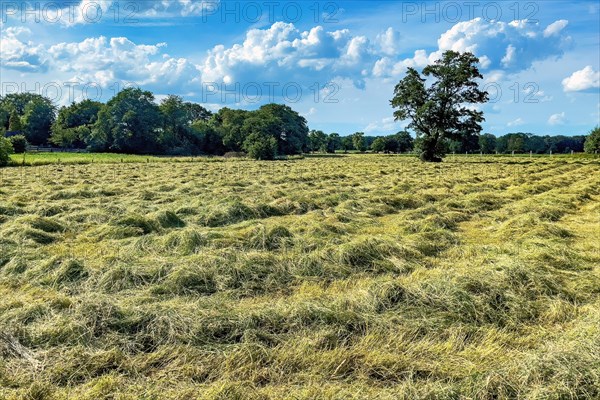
[0,154,599,399]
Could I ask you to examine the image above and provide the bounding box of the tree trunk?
[420,151,442,162]
[419,131,443,162]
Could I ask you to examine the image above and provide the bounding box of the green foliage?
[0,104,8,129]
[243,131,278,160]
[492,133,586,154]
[371,131,415,153]
[1,93,56,145]
[351,132,367,152]
[308,130,328,152]
[391,51,488,161]
[159,95,189,150]
[189,120,225,155]
[22,98,56,145]
[8,110,22,132]
[326,133,341,153]
[213,108,250,152]
[371,137,386,153]
[158,95,214,154]
[479,133,497,153]
[507,133,526,153]
[90,88,162,153]
[340,136,354,152]
[394,131,414,153]
[8,135,28,154]
[584,126,600,154]
[0,137,13,166]
[254,103,309,155]
[185,102,212,123]
[51,100,103,148]
[447,133,480,153]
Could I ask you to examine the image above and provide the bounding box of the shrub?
[243,132,278,160]
[0,137,14,167]
[224,151,247,158]
[8,135,28,153]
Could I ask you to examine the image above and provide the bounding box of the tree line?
[0,89,419,160]
[0,89,311,160]
[444,132,589,154]
[1,83,599,167]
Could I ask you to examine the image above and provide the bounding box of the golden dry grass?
[0,154,599,399]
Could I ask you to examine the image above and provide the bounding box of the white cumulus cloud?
[543,20,568,37]
[0,27,47,72]
[548,112,566,125]
[507,118,524,127]
[381,18,571,78]
[42,36,202,94]
[562,66,600,92]
[200,22,378,91]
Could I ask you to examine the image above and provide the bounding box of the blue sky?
[1,0,599,136]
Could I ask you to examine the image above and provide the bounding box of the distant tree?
[213,108,249,152]
[185,102,212,123]
[363,136,378,149]
[51,100,103,148]
[326,133,341,153]
[584,126,600,154]
[90,88,162,153]
[371,137,386,153]
[188,120,225,155]
[386,137,400,153]
[391,51,488,162]
[21,98,56,145]
[8,110,23,132]
[553,135,585,153]
[448,133,479,153]
[1,93,45,115]
[495,135,508,153]
[478,133,496,153]
[0,137,13,167]
[243,132,278,160]
[8,135,28,153]
[341,136,354,152]
[525,135,546,154]
[242,115,279,160]
[352,132,367,152]
[1,94,56,145]
[506,133,527,153]
[394,131,414,153]
[158,99,213,154]
[0,103,8,130]
[241,113,283,160]
[256,104,309,155]
[308,130,328,152]
[159,95,190,150]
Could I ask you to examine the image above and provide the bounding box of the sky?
[0,0,599,136]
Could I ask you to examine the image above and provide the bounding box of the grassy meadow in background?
[0,154,599,399]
